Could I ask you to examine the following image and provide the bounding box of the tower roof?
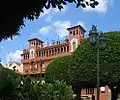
[67,25,86,32]
[28,38,44,43]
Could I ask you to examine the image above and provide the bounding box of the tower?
[28,38,44,59]
[67,25,86,52]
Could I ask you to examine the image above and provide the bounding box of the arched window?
[13,66,16,71]
[73,42,76,51]
[64,47,66,52]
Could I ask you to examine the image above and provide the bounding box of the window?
[64,47,66,52]
[23,55,25,59]
[70,31,72,35]
[76,30,78,35]
[61,47,63,53]
[86,88,94,94]
[73,30,75,35]
[73,42,76,51]
[67,46,69,52]
[49,50,51,55]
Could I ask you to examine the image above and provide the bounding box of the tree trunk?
[75,88,82,100]
[111,90,118,100]
[108,84,118,100]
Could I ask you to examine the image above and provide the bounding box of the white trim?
[29,48,35,59]
[70,38,78,52]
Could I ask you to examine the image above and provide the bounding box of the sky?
[0,0,120,64]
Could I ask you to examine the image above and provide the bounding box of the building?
[20,25,111,100]
[21,25,85,76]
[4,61,23,73]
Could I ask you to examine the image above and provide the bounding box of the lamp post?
[89,25,107,100]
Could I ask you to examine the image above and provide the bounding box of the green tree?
[41,80,74,100]
[45,31,120,100]
[72,31,120,100]
[45,56,82,100]
[19,76,74,100]
[0,0,98,41]
[45,56,72,84]
[18,76,42,100]
[0,67,20,100]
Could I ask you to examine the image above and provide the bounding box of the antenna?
[47,38,49,45]
[58,35,59,41]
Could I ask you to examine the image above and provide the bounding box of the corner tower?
[28,38,44,60]
[67,25,86,52]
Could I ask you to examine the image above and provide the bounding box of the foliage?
[72,31,120,100]
[0,67,20,100]
[18,76,74,100]
[45,56,81,99]
[71,38,97,88]
[45,56,72,84]
[0,63,3,68]
[41,80,74,100]
[17,76,42,100]
[45,31,120,100]
[0,0,98,41]
[0,67,74,100]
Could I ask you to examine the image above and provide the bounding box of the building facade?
[4,61,23,73]
[21,25,85,75]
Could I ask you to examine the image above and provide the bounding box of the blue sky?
[0,0,120,64]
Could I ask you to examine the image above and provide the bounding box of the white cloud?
[83,0,109,13]
[53,21,71,37]
[7,50,22,62]
[76,21,85,28]
[38,26,52,35]
[36,20,86,38]
[40,6,67,22]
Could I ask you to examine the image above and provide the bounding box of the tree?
[70,38,97,100]
[45,31,120,100]
[41,80,74,100]
[18,76,74,100]
[0,0,99,41]
[0,67,20,100]
[72,31,120,100]
[45,56,72,84]
[45,56,83,100]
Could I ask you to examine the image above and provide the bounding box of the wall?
[81,86,111,100]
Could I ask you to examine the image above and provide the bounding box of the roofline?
[67,25,86,32]
[28,38,44,43]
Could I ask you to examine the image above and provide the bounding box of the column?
[53,49,55,55]
[51,49,52,55]
[28,64,31,73]
[62,47,64,52]
[65,46,66,52]
[59,47,61,53]
[38,63,40,72]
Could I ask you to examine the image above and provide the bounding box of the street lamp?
[89,25,107,100]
